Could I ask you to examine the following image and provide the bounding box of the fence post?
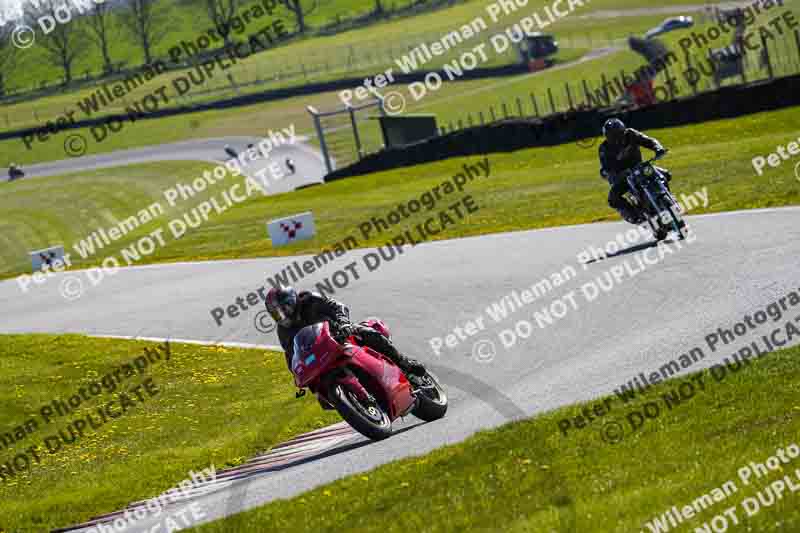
[795,30,800,72]
[664,64,675,100]
[530,93,539,116]
[307,106,333,174]
[582,79,592,108]
[458,118,464,129]
[467,114,473,127]
[708,49,720,89]
[490,106,496,121]
[761,33,774,80]
[516,97,524,117]
[565,82,574,110]
[601,73,610,104]
[501,101,509,118]
[737,38,747,84]
[479,110,485,124]
[547,87,556,114]
[684,50,698,95]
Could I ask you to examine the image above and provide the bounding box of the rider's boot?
[358,327,427,376]
[618,206,644,225]
[394,353,427,376]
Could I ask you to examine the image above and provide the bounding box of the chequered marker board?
[53,422,358,532]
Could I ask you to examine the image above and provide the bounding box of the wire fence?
[437,27,800,135]
[0,12,642,126]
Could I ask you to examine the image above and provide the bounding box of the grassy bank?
[192,344,800,532]
[0,334,338,532]
[1,105,799,280]
[0,0,714,150]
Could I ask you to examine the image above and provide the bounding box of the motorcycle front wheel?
[666,202,688,240]
[327,382,393,441]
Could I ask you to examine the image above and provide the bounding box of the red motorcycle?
[291,319,448,440]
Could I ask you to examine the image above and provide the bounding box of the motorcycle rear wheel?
[411,371,448,422]
[328,382,393,441]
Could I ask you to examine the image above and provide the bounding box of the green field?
[2,0,427,95]
[1,105,799,280]
[192,342,800,532]
[3,0,798,169]
[0,334,338,533]
[0,0,723,137]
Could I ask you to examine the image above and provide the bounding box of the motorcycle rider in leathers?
[599,118,669,224]
[265,286,427,377]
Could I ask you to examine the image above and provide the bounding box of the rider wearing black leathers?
[599,118,668,224]
[266,286,427,376]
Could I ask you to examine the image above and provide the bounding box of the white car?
[645,16,694,40]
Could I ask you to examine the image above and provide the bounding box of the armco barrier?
[324,73,800,182]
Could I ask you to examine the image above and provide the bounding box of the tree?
[0,26,16,95]
[279,0,319,34]
[205,0,238,48]
[85,1,115,74]
[26,0,87,84]
[122,0,169,65]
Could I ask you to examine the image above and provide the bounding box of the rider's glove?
[334,323,354,342]
[655,147,668,158]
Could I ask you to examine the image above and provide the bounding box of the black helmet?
[602,118,626,144]
[266,286,298,327]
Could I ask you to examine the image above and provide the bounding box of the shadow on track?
[582,235,684,265]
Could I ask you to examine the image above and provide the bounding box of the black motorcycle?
[623,152,687,241]
[8,165,24,181]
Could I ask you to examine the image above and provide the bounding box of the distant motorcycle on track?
[623,151,688,241]
[291,319,448,441]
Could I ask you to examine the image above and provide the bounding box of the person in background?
[224,145,239,160]
[8,163,23,181]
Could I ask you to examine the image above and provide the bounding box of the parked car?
[645,16,694,39]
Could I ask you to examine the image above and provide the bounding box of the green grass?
[190,342,800,532]
[0,0,721,137]
[5,0,798,169]
[1,105,799,280]
[3,0,423,95]
[0,334,339,533]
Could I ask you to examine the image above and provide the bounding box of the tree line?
[0,0,422,96]
[0,0,337,93]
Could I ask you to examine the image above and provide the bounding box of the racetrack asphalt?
[2,136,328,195]
[2,206,799,530]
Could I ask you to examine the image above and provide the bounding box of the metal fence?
[438,27,800,136]
[307,98,386,174]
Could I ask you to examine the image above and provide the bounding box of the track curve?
[2,206,799,530]
[2,136,328,194]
